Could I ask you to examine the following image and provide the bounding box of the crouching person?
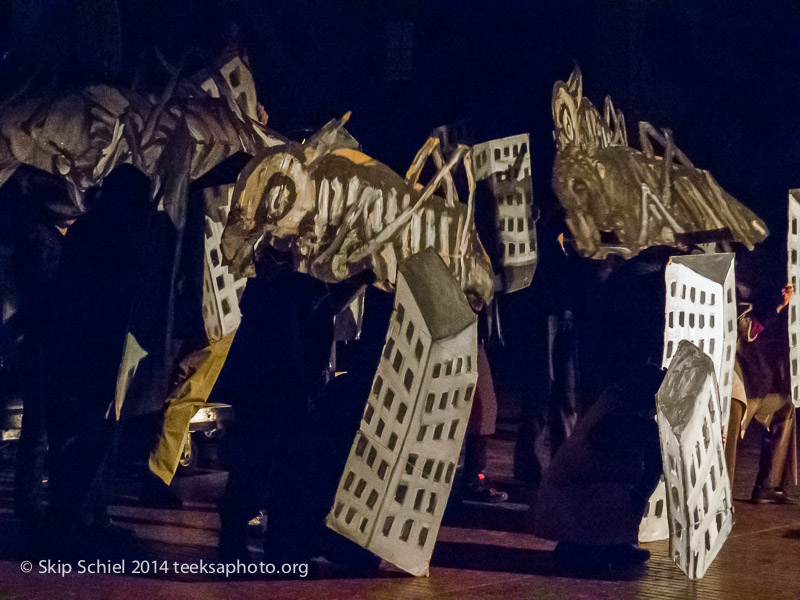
[533,366,664,574]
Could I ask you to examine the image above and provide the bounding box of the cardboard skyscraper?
[327,249,478,576]
[657,340,733,580]
[788,191,800,407]
[472,134,537,292]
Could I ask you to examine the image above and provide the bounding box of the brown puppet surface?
[552,67,768,259]
[220,115,495,306]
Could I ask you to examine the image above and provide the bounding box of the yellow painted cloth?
[148,331,235,484]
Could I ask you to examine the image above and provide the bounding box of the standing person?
[460,291,508,503]
[217,245,372,563]
[47,165,155,548]
[12,182,79,535]
[725,283,797,503]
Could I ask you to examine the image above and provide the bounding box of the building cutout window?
[465,384,475,402]
[403,368,414,391]
[393,351,403,373]
[406,321,415,343]
[384,388,395,410]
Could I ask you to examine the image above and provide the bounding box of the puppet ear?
[566,64,583,99]
[303,111,353,167]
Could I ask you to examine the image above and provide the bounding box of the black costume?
[217,249,371,561]
[47,166,155,539]
[12,216,68,524]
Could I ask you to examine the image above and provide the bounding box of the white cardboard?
[472,134,537,277]
[657,340,734,580]
[787,191,800,407]
[202,184,247,342]
[662,253,737,436]
[327,250,478,576]
[638,478,669,543]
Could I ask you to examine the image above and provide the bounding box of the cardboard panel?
[473,134,537,293]
[657,340,734,580]
[787,191,800,406]
[662,253,736,435]
[201,185,246,341]
[639,478,669,543]
[327,250,478,576]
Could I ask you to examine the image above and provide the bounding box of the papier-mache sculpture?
[0,53,280,215]
[657,340,734,580]
[220,121,495,307]
[327,248,478,576]
[0,51,286,484]
[472,134,538,292]
[788,191,800,407]
[551,67,768,260]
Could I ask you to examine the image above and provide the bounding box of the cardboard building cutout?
[221,124,495,307]
[788,191,800,407]
[472,134,538,293]
[201,184,247,341]
[657,340,733,580]
[327,249,478,576]
[641,252,736,543]
[662,253,737,435]
[638,479,669,542]
[552,67,768,260]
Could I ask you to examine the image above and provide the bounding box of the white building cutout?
[638,478,669,542]
[196,55,260,123]
[657,340,733,580]
[642,252,736,543]
[472,134,537,292]
[327,248,478,576]
[788,191,800,407]
[202,184,247,342]
[662,253,737,436]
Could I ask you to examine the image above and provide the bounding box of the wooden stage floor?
[0,421,799,599]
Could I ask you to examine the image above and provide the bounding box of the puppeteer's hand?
[778,283,794,313]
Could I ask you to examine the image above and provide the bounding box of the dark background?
[2,0,799,409]
[2,1,797,278]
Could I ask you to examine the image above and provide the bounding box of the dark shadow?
[432,540,554,575]
[442,491,535,534]
[432,541,649,581]
[106,493,219,513]
[105,514,219,533]
[781,529,800,539]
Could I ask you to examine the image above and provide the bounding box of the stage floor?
[1,422,799,599]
